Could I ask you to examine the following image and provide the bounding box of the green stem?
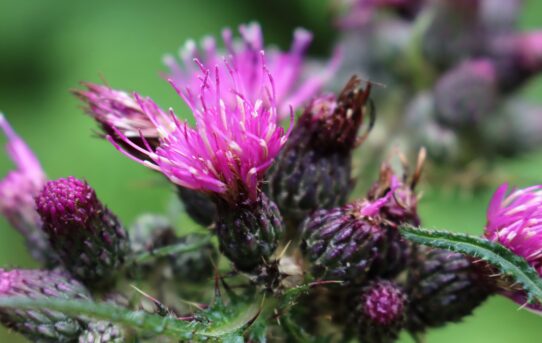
[129,234,212,264]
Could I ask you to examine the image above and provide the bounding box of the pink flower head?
[164,22,341,119]
[74,83,168,159]
[485,184,542,275]
[0,114,46,231]
[109,54,291,204]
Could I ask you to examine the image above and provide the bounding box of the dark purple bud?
[355,280,407,343]
[422,0,486,70]
[267,76,373,225]
[301,195,409,284]
[434,59,498,129]
[480,0,523,34]
[482,99,542,156]
[406,248,492,333]
[488,31,542,92]
[0,268,90,342]
[404,93,461,163]
[215,192,284,273]
[36,177,129,287]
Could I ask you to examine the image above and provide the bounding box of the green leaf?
[400,225,542,304]
[0,295,260,341]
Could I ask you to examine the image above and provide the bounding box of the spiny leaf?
[0,295,259,341]
[400,225,542,305]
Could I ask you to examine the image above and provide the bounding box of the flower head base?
[0,114,54,265]
[74,83,165,159]
[164,22,341,118]
[110,55,291,204]
[485,184,542,276]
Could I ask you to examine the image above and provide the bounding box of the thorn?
[130,284,170,316]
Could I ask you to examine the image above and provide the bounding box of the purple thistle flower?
[74,83,165,159]
[485,184,542,275]
[163,22,341,119]
[0,114,55,265]
[485,184,542,313]
[109,55,291,205]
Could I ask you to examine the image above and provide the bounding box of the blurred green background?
[0,0,541,341]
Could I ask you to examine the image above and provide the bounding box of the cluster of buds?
[335,0,542,172]
[1,17,542,343]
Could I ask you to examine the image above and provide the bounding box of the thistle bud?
[422,0,485,70]
[488,31,542,92]
[169,233,218,283]
[35,177,129,286]
[480,0,522,34]
[268,76,373,225]
[301,193,407,284]
[354,280,407,343]
[482,99,542,156]
[404,93,460,163]
[406,248,491,333]
[0,268,90,342]
[215,193,284,273]
[78,321,125,343]
[177,187,217,227]
[434,59,497,129]
[128,214,177,279]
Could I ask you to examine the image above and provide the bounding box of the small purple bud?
[36,177,129,287]
[355,280,407,343]
[422,0,485,70]
[434,59,498,128]
[0,268,90,342]
[489,31,542,92]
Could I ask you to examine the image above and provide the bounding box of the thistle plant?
[1,19,542,343]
